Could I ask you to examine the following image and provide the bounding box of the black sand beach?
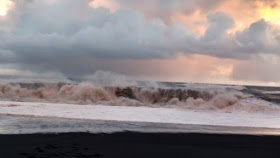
[1,132,280,158]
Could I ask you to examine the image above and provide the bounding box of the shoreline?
[1,114,280,135]
[1,101,280,129]
[1,132,280,158]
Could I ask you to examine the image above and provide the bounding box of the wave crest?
[0,82,279,113]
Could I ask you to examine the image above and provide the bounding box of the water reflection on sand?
[0,115,280,135]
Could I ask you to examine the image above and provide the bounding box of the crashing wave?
[0,82,279,113]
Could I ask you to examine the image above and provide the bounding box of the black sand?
[1,132,280,158]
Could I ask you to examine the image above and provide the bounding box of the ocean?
[0,80,279,135]
[1,80,280,158]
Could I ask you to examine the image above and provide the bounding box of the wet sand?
[1,132,280,158]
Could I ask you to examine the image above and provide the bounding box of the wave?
[0,82,279,113]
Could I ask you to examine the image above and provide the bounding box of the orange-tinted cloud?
[0,0,13,16]
[89,0,280,34]
[89,0,119,12]
[257,0,280,25]
[170,0,280,35]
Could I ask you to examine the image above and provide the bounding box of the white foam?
[262,91,280,94]
[0,101,280,129]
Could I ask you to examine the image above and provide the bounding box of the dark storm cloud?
[0,0,280,76]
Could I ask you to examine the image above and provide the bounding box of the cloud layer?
[0,0,280,84]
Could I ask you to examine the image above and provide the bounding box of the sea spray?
[0,82,279,113]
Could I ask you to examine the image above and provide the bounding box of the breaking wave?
[0,82,279,113]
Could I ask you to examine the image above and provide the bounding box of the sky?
[0,0,280,86]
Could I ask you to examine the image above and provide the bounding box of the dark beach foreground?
[1,132,280,158]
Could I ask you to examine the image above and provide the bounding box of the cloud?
[90,0,119,12]
[236,19,279,54]
[0,0,280,81]
[115,0,225,17]
[1,2,197,61]
[203,12,235,41]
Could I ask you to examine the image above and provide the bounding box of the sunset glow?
[89,0,119,12]
[261,7,280,25]
[0,0,13,16]
[257,1,280,25]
